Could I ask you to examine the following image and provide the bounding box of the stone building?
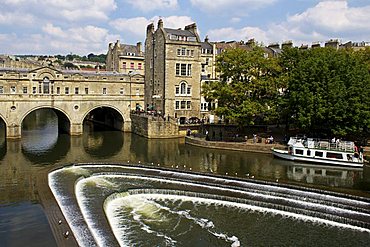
[0,55,44,69]
[200,37,218,121]
[145,19,202,124]
[106,40,144,75]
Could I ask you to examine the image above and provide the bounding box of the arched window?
[43,77,50,94]
[180,82,186,95]
[176,81,191,96]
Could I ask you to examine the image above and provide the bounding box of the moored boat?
[272,137,364,167]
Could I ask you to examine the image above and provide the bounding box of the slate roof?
[201,42,213,50]
[0,67,131,76]
[164,28,196,37]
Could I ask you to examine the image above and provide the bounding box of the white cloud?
[0,24,115,55]
[207,27,269,44]
[110,17,150,37]
[190,0,276,13]
[0,11,36,26]
[207,1,370,46]
[230,17,241,24]
[42,23,66,38]
[125,0,178,12]
[2,0,117,21]
[287,1,370,33]
[110,15,195,40]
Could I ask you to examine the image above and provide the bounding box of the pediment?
[29,66,62,80]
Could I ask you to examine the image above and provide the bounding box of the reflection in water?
[0,121,6,160]
[0,202,57,247]
[22,109,59,154]
[287,163,362,188]
[83,122,123,158]
[21,109,70,165]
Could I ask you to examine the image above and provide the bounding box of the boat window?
[307,150,311,156]
[314,169,322,175]
[295,149,304,155]
[295,167,303,173]
[326,170,342,177]
[326,152,343,159]
[315,151,323,157]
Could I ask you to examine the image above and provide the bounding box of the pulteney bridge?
[0,66,144,139]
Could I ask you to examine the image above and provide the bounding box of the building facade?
[200,37,218,121]
[106,40,145,75]
[145,19,202,123]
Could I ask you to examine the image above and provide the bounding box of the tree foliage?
[202,46,281,125]
[280,47,370,137]
[202,44,370,138]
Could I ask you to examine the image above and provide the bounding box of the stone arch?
[82,105,125,131]
[20,106,72,135]
[35,68,57,80]
[0,112,9,127]
[0,114,6,159]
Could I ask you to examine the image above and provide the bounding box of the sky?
[0,0,369,55]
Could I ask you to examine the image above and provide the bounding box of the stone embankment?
[185,136,286,154]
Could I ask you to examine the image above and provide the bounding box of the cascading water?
[49,163,370,247]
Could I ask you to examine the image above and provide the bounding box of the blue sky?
[0,0,369,55]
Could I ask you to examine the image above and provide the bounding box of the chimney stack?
[282,40,293,49]
[325,39,339,49]
[158,19,163,29]
[137,42,142,55]
[185,23,197,34]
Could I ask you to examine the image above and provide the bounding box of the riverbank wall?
[185,136,286,154]
[130,114,181,138]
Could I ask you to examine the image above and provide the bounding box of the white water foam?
[75,177,114,247]
[77,164,370,207]
[93,174,370,220]
[48,169,97,247]
[106,193,369,247]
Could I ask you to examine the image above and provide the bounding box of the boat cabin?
[287,137,362,163]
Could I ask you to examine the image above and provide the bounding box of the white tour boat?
[272,137,364,167]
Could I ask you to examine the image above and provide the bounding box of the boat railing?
[289,137,355,152]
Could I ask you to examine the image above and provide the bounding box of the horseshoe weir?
[49,164,370,247]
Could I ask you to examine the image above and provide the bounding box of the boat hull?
[272,148,363,168]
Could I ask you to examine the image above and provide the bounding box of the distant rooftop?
[0,67,136,77]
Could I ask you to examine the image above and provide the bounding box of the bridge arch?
[0,113,9,126]
[82,105,126,131]
[20,106,72,135]
[0,115,7,159]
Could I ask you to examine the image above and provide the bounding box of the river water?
[1,109,370,246]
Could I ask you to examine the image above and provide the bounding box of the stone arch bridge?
[0,66,144,139]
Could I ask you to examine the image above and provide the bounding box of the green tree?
[280,47,370,138]
[63,62,79,69]
[202,46,281,125]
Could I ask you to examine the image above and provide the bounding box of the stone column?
[123,120,131,132]
[70,123,83,136]
[7,123,21,139]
